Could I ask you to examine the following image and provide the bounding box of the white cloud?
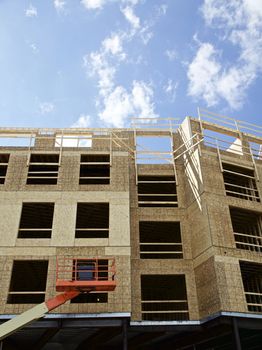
[165,49,177,61]
[26,40,38,54]
[164,79,178,102]
[81,0,105,10]
[25,4,37,17]
[82,1,165,126]
[83,52,116,96]
[140,29,153,45]
[102,34,126,59]
[99,81,157,127]
[187,0,262,109]
[39,102,54,114]
[54,0,66,12]
[157,4,168,16]
[30,43,38,54]
[121,6,140,30]
[71,114,91,128]
[187,43,221,107]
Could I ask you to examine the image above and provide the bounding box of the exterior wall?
[0,134,131,315]
[0,120,262,321]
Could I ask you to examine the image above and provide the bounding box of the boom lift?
[0,257,116,340]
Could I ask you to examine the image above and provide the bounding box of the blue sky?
[0,0,261,128]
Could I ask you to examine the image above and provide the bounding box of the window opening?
[8,260,48,304]
[138,175,177,207]
[0,134,35,147]
[0,154,9,184]
[139,222,183,259]
[203,129,242,155]
[141,275,189,321]
[55,135,92,148]
[230,207,262,252]
[222,163,260,202]
[27,154,59,185]
[70,293,108,303]
[136,136,173,164]
[79,154,110,185]
[240,261,262,313]
[18,203,54,238]
[75,203,109,238]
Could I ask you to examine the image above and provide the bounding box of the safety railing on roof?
[198,108,262,138]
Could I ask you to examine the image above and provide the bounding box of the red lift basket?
[56,257,116,292]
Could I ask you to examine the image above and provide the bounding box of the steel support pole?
[232,317,242,350]
[122,319,128,350]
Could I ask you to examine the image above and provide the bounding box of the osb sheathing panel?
[214,246,262,265]
[186,200,211,259]
[214,256,247,314]
[1,153,28,192]
[195,256,221,318]
[198,153,225,196]
[203,195,236,249]
[137,164,174,176]
[34,136,55,149]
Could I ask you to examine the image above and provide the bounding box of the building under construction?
[0,109,261,349]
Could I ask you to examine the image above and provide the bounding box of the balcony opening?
[230,207,262,253]
[222,163,260,202]
[0,154,9,184]
[8,260,48,304]
[139,222,183,259]
[240,261,262,313]
[27,153,59,185]
[75,203,109,238]
[138,175,177,207]
[141,275,189,321]
[70,293,108,303]
[79,154,110,185]
[18,203,54,238]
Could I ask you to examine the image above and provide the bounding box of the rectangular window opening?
[203,129,242,155]
[8,260,48,304]
[27,153,59,185]
[240,261,262,313]
[55,135,92,148]
[136,136,173,164]
[139,222,183,259]
[0,135,35,147]
[222,163,260,202]
[79,154,110,185]
[70,292,108,303]
[138,175,177,207]
[75,203,109,238]
[230,207,262,253]
[18,203,54,238]
[0,154,9,184]
[141,275,189,321]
